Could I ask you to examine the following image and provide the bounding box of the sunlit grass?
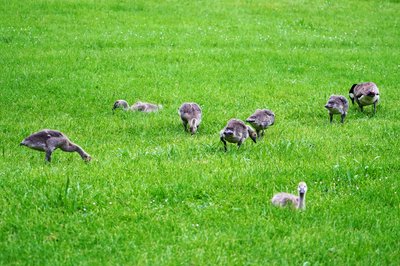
[0,0,399,265]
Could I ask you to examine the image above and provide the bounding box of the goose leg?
[341,114,345,123]
[373,101,377,114]
[357,102,363,112]
[46,150,53,162]
[220,137,227,152]
[45,138,61,162]
[182,121,188,131]
[237,139,244,149]
[329,113,333,123]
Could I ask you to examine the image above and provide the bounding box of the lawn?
[1,0,399,265]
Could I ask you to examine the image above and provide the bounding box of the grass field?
[1,0,399,264]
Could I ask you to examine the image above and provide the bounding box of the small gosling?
[112,100,130,112]
[349,82,380,114]
[178,102,202,135]
[324,95,349,123]
[246,109,275,138]
[220,119,257,152]
[271,182,307,210]
[20,129,91,162]
[131,101,162,112]
[112,100,162,113]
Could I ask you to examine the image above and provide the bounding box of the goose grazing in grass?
[324,95,349,123]
[246,109,275,138]
[131,101,162,112]
[178,102,202,135]
[20,129,91,162]
[271,182,307,210]
[112,100,130,112]
[220,119,257,151]
[349,82,380,114]
[112,100,162,113]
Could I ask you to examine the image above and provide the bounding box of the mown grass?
[1,0,399,265]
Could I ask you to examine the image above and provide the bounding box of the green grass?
[1,0,399,264]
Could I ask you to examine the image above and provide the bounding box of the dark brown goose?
[178,102,202,135]
[220,119,257,151]
[20,129,91,162]
[246,109,275,138]
[349,82,380,114]
[324,95,349,123]
[271,182,307,210]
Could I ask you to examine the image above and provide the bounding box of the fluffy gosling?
[246,109,275,138]
[349,82,380,114]
[220,119,257,151]
[178,102,202,135]
[112,100,130,112]
[131,101,162,112]
[324,95,349,123]
[271,182,307,210]
[20,129,91,162]
[112,100,162,113]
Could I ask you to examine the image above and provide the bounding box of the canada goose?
[112,100,162,113]
[20,129,91,162]
[131,101,162,112]
[324,95,349,123]
[178,102,202,135]
[349,82,380,114]
[271,182,307,210]
[220,119,257,151]
[246,109,275,138]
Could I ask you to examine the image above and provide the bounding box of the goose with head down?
[220,118,257,152]
[20,129,91,162]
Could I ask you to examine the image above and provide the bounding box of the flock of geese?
[20,81,380,210]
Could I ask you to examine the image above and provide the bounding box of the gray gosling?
[178,102,202,135]
[112,100,130,112]
[220,119,257,152]
[324,95,349,123]
[246,109,275,138]
[131,101,162,112]
[20,129,91,162]
[349,82,380,114]
[112,100,162,113]
[271,182,307,210]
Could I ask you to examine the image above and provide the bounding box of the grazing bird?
[220,119,257,151]
[20,129,91,162]
[131,101,162,112]
[178,102,202,135]
[112,100,162,113]
[246,109,275,138]
[112,100,130,112]
[324,95,349,123]
[349,82,380,114]
[271,182,308,210]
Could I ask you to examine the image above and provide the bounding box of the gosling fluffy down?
[324,95,349,123]
[20,129,91,162]
[271,182,308,210]
[178,102,202,134]
[220,118,257,151]
[246,109,275,138]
